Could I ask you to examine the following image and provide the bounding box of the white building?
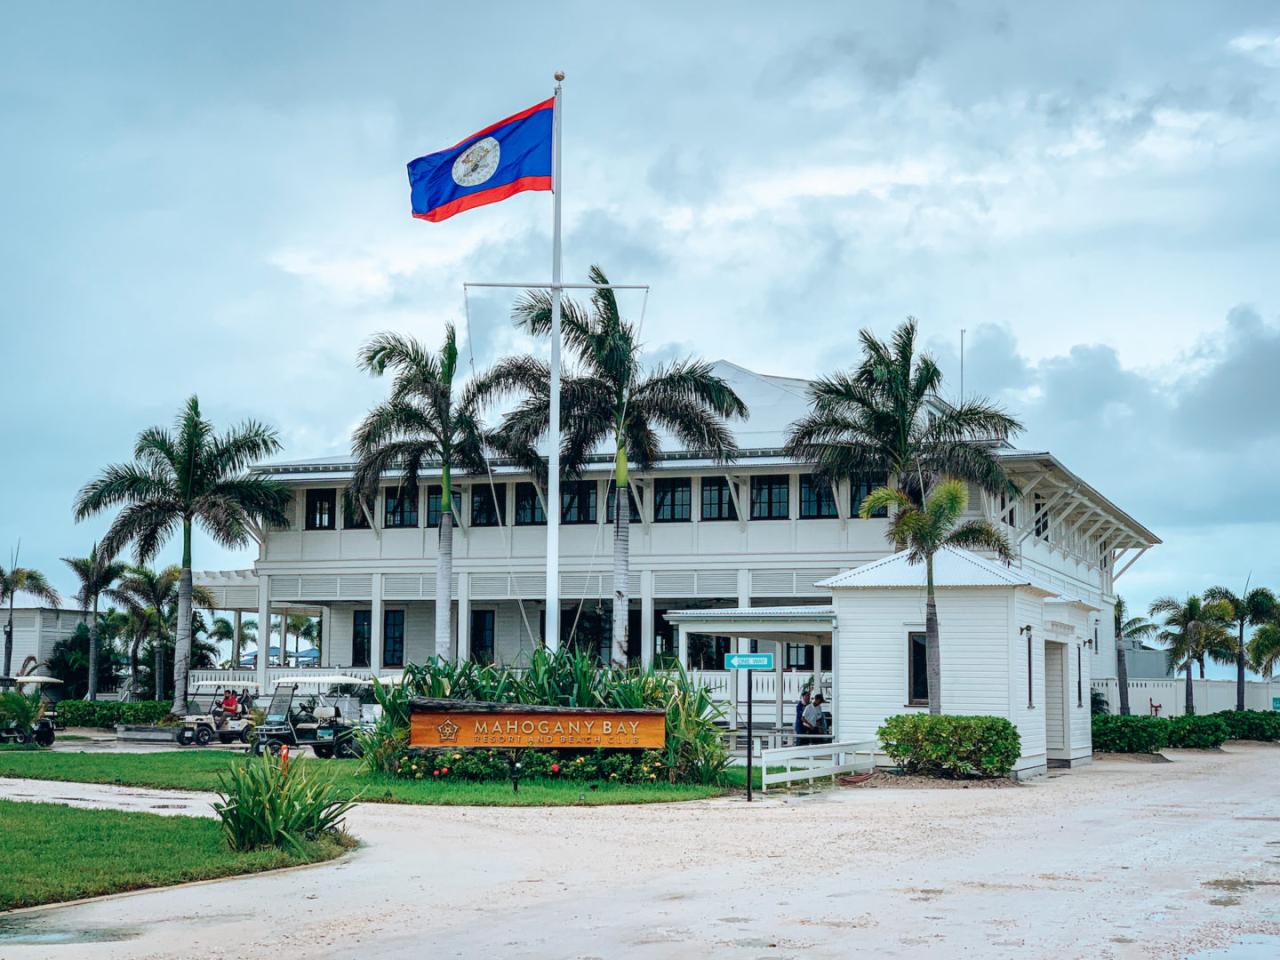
[196,360,1164,774]
[4,607,86,676]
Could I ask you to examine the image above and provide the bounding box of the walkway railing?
[759,739,877,792]
[189,667,400,688]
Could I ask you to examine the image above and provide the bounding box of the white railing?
[188,666,400,688]
[759,739,877,792]
[1092,677,1279,717]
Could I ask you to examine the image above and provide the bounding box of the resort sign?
[409,698,666,750]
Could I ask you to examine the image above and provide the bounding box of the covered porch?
[664,605,836,745]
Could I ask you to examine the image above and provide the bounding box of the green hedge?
[1212,710,1280,742]
[392,747,668,784]
[877,714,1022,779]
[1166,715,1230,749]
[1091,714,1170,753]
[54,701,175,728]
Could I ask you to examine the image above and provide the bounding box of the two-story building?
[195,360,1160,776]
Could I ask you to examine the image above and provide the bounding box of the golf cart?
[0,676,61,747]
[176,680,259,746]
[251,675,367,759]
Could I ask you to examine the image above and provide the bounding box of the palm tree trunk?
[171,521,194,717]
[1184,662,1194,716]
[1115,632,1131,716]
[4,594,15,678]
[436,508,453,660]
[129,637,140,700]
[1236,622,1246,712]
[612,485,630,668]
[925,555,942,715]
[1197,653,1205,680]
[87,593,100,700]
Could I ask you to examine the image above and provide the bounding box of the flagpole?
[545,70,565,654]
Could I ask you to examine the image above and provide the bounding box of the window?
[908,631,929,706]
[851,473,889,518]
[998,492,1017,527]
[352,611,371,668]
[799,474,838,519]
[1077,645,1083,708]
[750,475,789,520]
[425,485,457,528]
[383,610,405,668]
[470,483,506,527]
[304,488,337,531]
[606,481,642,523]
[653,478,691,522]
[514,482,545,526]
[471,610,496,665]
[342,490,372,530]
[1033,494,1050,541]
[786,643,813,669]
[561,480,597,524]
[384,485,419,528]
[700,477,737,521]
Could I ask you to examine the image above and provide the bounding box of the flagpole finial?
[554,70,565,82]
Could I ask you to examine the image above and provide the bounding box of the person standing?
[794,691,810,736]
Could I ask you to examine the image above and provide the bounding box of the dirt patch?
[1203,878,1280,893]
[1092,751,1174,763]
[839,770,1019,789]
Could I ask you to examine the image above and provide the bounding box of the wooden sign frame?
[409,698,666,750]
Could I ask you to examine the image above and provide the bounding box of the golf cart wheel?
[251,737,266,757]
[239,725,254,745]
[34,725,54,748]
[266,739,285,757]
[335,737,361,760]
[177,728,196,747]
[195,726,213,746]
[312,744,334,759]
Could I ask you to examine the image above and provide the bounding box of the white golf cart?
[176,680,260,746]
[0,675,62,746]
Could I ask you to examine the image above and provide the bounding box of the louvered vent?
[383,576,421,599]
[226,586,258,607]
[270,576,301,600]
[654,571,697,596]
[511,574,545,596]
[696,571,738,595]
[470,574,510,598]
[751,570,794,595]
[338,575,372,600]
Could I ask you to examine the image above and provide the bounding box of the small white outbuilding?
[818,546,1099,779]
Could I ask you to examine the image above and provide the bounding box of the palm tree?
[1,560,62,677]
[113,565,180,698]
[236,618,258,667]
[209,616,235,667]
[74,396,291,715]
[1247,623,1280,681]
[1149,595,1233,716]
[283,614,318,664]
[352,326,490,661]
[860,478,1013,714]
[1113,596,1157,716]
[1203,584,1277,711]
[61,544,128,700]
[484,265,748,666]
[785,319,1023,504]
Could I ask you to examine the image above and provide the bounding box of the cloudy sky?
[4,2,1280,664]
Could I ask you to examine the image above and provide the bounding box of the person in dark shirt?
[794,691,810,735]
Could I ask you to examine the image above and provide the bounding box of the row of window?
[303,474,889,531]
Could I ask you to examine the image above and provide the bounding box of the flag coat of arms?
[408,98,554,222]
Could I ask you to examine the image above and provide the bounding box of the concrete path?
[2,744,1279,959]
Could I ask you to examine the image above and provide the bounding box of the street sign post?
[725,651,775,801]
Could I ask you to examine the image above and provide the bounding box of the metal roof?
[817,546,1061,595]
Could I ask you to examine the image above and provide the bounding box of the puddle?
[0,916,140,945]
[1187,935,1280,959]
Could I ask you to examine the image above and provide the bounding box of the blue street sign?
[724,652,775,671]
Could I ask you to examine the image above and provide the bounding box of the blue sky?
[4,3,1280,672]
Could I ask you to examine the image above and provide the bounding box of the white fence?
[759,739,877,792]
[1092,677,1280,717]
[189,667,399,688]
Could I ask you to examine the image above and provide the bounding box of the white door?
[1045,643,1067,757]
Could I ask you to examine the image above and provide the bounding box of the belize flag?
[408,98,553,222]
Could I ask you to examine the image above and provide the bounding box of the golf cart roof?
[191,680,261,689]
[11,676,64,685]
[270,675,373,688]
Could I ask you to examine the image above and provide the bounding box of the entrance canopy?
[663,605,835,646]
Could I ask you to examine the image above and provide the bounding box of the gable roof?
[815,546,1061,596]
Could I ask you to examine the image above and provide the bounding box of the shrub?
[214,752,356,854]
[54,700,174,728]
[1166,714,1230,749]
[1213,709,1280,742]
[1091,714,1170,753]
[0,691,43,730]
[877,714,1022,779]
[387,747,670,784]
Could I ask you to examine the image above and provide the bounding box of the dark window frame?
[798,474,839,519]
[514,482,546,526]
[561,480,597,525]
[471,609,496,665]
[470,483,507,527]
[606,481,642,523]
[352,610,371,668]
[700,477,737,521]
[343,490,372,530]
[851,473,890,518]
[652,477,692,523]
[908,631,929,706]
[383,609,405,668]
[384,485,419,529]
[749,475,790,520]
[304,488,337,531]
[1076,644,1083,708]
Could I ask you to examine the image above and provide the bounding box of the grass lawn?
[0,799,347,910]
[0,750,729,806]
